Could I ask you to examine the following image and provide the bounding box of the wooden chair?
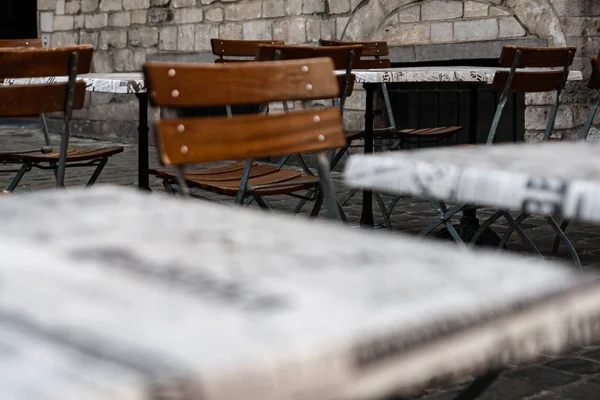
[211,38,284,63]
[0,40,123,191]
[320,40,463,150]
[420,46,579,263]
[144,58,346,220]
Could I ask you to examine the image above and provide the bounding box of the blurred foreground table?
[0,186,599,400]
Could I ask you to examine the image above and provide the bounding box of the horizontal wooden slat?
[354,59,392,69]
[589,57,600,90]
[156,107,345,165]
[145,58,340,107]
[0,38,43,48]
[210,39,285,57]
[492,71,565,93]
[0,45,93,78]
[498,46,576,68]
[0,81,86,117]
[320,40,389,57]
[256,44,363,70]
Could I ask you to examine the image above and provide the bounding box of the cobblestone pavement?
[2,122,600,400]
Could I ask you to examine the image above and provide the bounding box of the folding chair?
[211,38,284,63]
[420,46,578,260]
[0,39,124,191]
[0,45,92,188]
[144,58,346,220]
[548,55,600,256]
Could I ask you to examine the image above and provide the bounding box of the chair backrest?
[589,57,600,90]
[0,45,93,186]
[579,56,600,140]
[320,40,391,69]
[487,46,576,145]
[492,46,576,93]
[145,58,345,217]
[255,44,362,70]
[211,38,284,63]
[0,38,43,49]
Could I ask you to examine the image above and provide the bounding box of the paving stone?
[544,358,600,376]
[505,366,580,388]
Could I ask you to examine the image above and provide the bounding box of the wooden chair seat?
[153,162,279,182]
[184,168,318,196]
[2,147,124,163]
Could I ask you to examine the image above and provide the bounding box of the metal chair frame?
[413,47,580,265]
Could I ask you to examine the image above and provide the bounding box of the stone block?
[109,11,132,26]
[130,10,147,24]
[195,24,220,50]
[343,0,385,40]
[53,15,74,31]
[129,26,159,47]
[123,0,150,10]
[320,19,336,40]
[345,87,365,111]
[85,13,109,29]
[384,22,430,45]
[56,0,66,14]
[147,8,172,24]
[525,106,574,130]
[219,23,244,39]
[99,30,128,49]
[81,0,99,12]
[431,22,453,43]
[80,31,100,47]
[464,1,488,17]
[92,51,113,73]
[380,0,415,15]
[206,8,225,22]
[273,18,306,44]
[328,0,350,15]
[421,0,463,21]
[65,0,81,14]
[159,26,178,50]
[489,6,511,16]
[499,17,526,37]
[177,25,195,50]
[285,0,302,16]
[113,49,135,71]
[306,19,320,42]
[398,5,420,23]
[99,0,122,11]
[336,16,350,39]
[453,18,498,41]
[263,0,285,18]
[172,0,195,7]
[303,0,325,14]
[150,0,169,4]
[242,20,272,40]
[40,12,54,33]
[225,2,262,21]
[38,0,57,10]
[51,31,79,47]
[74,15,85,29]
[174,8,204,23]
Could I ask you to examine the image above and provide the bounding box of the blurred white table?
[0,186,599,400]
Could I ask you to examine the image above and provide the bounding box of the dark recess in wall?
[0,0,38,40]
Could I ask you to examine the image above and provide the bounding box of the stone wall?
[36,0,600,141]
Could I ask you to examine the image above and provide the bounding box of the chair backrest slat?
[320,39,389,57]
[589,57,600,90]
[492,71,566,93]
[255,44,362,70]
[0,82,86,117]
[145,58,340,107]
[0,45,93,78]
[156,107,345,165]
[0,38,43,49]
[211,39,284,58]
[498,46,576,68]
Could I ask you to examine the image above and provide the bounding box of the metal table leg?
[360,83,375,227]
[136,93,150,191]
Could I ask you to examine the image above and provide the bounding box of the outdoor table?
[3,67,583,196]
[1,186,600,400]
[350,67,583,228]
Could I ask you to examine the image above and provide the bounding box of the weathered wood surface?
[0,186,599,400]
[345,140,600,223]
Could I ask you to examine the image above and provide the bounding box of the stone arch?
[342,0,566,46]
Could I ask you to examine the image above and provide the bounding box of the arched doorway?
[0,0,38,39]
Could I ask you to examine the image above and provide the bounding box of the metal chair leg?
[309,189,324,218]
[85,158,108,187]
[547,216,581,267]
[340,187,360,207]
[552,219,571,255]
[254,196,273,210]
[7,163,30,192]
[470,210,504,246]
[503,212,543,257]
[374,192,392,231]
[386,195,404,221]
[498,212,530,248]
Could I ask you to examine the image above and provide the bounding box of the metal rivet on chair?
[306,83,313,91]
[302,66,309,72]
[313,115,321,123]
[181,145,188,154]
[168,69,176,77]
[172,89,179,98]
[177,124,185,133]
[318,134,325,141]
